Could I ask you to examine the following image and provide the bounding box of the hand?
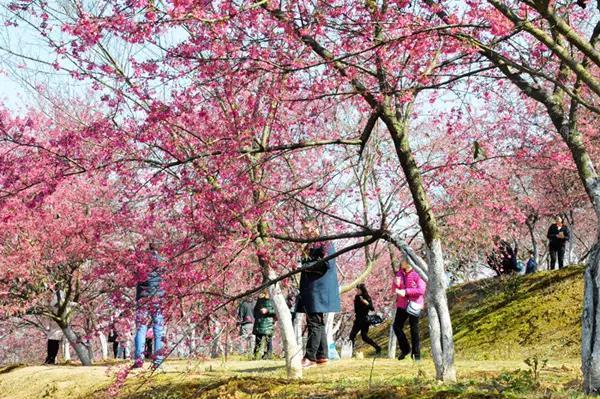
[396,289,406,297]
[261,308,268,314]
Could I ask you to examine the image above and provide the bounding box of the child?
[526,250,537,274]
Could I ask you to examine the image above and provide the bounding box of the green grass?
[0,358,588,399]
[0,266,588,398]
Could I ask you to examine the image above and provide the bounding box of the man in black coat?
[547,216,570,270]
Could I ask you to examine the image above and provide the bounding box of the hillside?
[362,266,584,360]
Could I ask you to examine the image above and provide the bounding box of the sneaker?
[411,354,421,361]
[316,358,328,365]
[398,351,408,360]
[301,358,317,369]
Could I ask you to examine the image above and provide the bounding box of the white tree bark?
[98,332,108,360]
[294,312,304,350]
[61,324,92,366]
[62,338,71,362]
[425,239,456,382]
[388,308,397,359]
[268,270,302,379]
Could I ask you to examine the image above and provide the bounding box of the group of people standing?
[488,216,571,275]
[237,219,427,367]
[43,221,428,368]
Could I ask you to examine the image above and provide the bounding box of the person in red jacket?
[392,257,426,360]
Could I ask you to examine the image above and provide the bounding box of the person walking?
[237,299,255,355]
[133,242,165,368]
[296,219,341,369]
[44,291,64,365]
[392,258,426,361]
[349,284,381,355]
[253,290,276,360]
[547,216,570,270]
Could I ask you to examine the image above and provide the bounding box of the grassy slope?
[362,266,583,360]
[0,266,587,399]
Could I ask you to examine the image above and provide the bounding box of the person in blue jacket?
[296,219,341,369]
[525,250,538,274]
[133,242,165,368]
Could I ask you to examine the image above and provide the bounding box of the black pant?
[349,318,380,352]
[113,341,119,358]
[393,307,420,359]
[549,246,566,270]
[305,313,328,361]
[45,339,60,364]
[254,334,273,359]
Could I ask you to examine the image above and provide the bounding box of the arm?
[547,225,555,239]
[563,227,571,240]
[405,275,426,297]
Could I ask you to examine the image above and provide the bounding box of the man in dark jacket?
[133,243,165,368]
[253,290,276,359]
[296,219,341,369]
[547,216,570,270]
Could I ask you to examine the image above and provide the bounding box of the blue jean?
[134,306,164,365]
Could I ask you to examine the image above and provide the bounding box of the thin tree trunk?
[426,239,457,381]
[294,312,304,351]
[388,307,397,359]
[62,338,71,362]
[268,269,302,378]
[61,324,92,366]
[98,331,108,360]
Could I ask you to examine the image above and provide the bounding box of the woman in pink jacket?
[392,257,426,360]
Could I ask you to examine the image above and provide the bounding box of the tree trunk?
[583,239,600,393]
[426,239,457,381]
[388,308,397,359]
[294,312,304,350]
[61,324,92,366]
[62,338,71,362]
[526,219,538,263]
[268,270,302,378]
[98,332,108,360]
[382,106,456,382]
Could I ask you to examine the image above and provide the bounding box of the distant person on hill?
[237,299,255,355]
[349,283,381,355]
[547,216,570,270]
[525,250,538,275]
[296,218,341,369]
[133,242,165,369]
[253,290,276,360]
[392,258,426,361]
[487,236,516,275]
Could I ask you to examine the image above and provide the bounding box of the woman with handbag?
[349,284,382,355]
[392,258,426,361]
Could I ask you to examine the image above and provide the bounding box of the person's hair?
[528,249,534,255]
[356,283,370,299]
